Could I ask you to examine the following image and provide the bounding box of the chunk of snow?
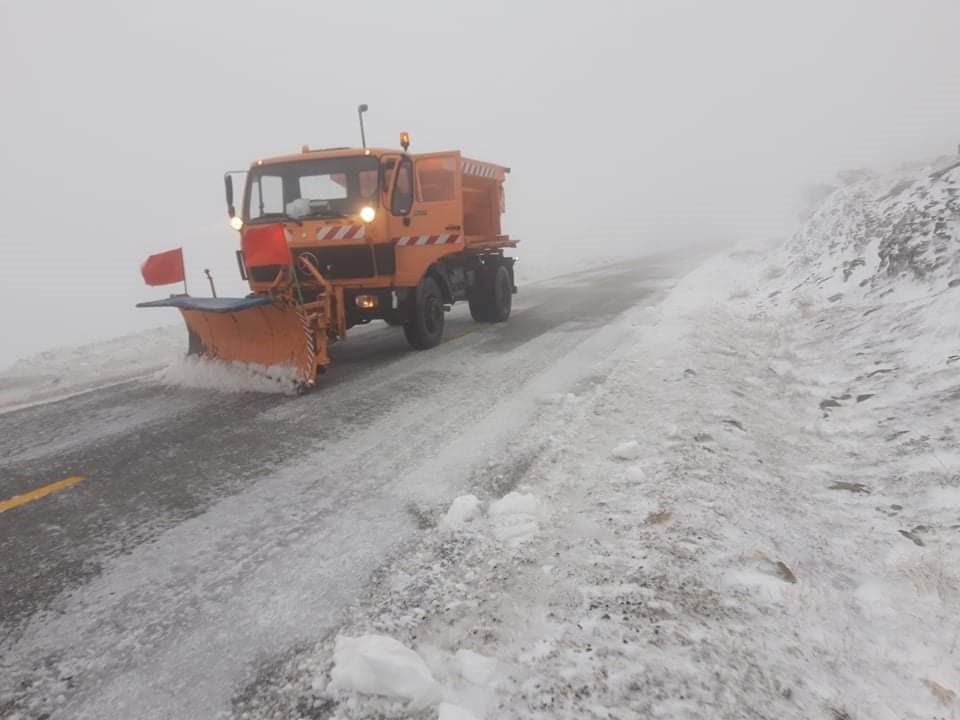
[611,440,642,460]
[488,492,542,545]
[438,702,481,720]
[328,634,441,708]
[455,649,498,686]
[441,495,481,530]
[488,492,540,518]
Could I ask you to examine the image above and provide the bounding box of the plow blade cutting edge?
[136,296,322,387]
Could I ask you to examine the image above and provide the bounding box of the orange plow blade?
[137,296,326,387]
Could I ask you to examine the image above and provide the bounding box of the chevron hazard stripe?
[394,235,463,246]
[315,224,366,241]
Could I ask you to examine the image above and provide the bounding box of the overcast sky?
[1,0,958,368]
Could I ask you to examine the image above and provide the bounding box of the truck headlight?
[230,217,244,231]
[359,206,376,223]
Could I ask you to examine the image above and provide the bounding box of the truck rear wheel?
[489,265,513,322]
[468,292,491,322]
[469,264,512,323]
[404,275,445,349]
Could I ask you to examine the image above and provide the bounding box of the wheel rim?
[424,294,443,335]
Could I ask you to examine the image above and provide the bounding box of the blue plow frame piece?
[136,296,274,313]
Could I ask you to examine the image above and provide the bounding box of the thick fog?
[1,1,957,368]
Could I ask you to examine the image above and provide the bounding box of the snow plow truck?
[138,117,516,391]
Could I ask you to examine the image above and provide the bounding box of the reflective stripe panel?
[315,225,366,241]
[394,235,462,246]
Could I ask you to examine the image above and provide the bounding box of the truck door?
[386,152,464,285]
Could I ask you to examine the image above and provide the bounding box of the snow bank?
[0,321,306,413]
[0,325,182,413]
[236,155,960,719]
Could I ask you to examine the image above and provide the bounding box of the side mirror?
[224,174,235,217]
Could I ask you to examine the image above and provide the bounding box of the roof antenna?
[357,104,369,150]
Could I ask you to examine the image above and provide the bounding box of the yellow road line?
[446,326,481,342]
[0,475,86,513]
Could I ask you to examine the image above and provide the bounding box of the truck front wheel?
[404,275,445,349]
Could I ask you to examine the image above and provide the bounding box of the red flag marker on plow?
[141,248,186,288]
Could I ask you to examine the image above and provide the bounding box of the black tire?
[489,265,513,323]
[468,264,494,322]
[470,264,512,323]
[468,289,491,322]
[403,275,445,349]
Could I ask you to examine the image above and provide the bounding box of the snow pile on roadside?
[0,322,299,411]
[234,157,959,719]
[0,324,182,413]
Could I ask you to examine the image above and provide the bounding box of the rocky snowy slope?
[232,157,960,720]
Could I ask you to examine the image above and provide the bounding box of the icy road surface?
[0,251,704,720]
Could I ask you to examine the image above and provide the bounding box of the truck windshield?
[244,155,379,223]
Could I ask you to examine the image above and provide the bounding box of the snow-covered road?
[7,153,957,720]
[0,251,705,719]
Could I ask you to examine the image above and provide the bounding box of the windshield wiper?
[249,212,303,226]
[302,209,346,219]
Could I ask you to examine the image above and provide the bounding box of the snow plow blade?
[136,296,324,387]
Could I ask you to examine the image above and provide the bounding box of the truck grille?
[294,244,396,280]
[249,265,283,283]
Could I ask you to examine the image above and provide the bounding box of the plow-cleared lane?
[0,250,704,720]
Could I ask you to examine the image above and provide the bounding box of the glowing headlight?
[229,216,244,231]
[359,206,376,223]
[355,294,378,309]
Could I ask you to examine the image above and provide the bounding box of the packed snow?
[236,155,960,719]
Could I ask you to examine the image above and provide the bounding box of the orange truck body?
[139,141,517,389]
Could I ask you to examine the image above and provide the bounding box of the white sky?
[1,0,958,367]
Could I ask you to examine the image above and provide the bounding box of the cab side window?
[391,158,413,216]
[415,157,456,202]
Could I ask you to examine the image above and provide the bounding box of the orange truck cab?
[138,132,517,390]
